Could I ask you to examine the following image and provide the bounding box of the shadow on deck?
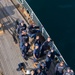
[0,5,15,19]
[0,3,18,35]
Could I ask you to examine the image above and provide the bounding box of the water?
[26,0,75,70]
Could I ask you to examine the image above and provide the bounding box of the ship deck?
[0,0,56,75]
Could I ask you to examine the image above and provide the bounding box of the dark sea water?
[26,0,75,70]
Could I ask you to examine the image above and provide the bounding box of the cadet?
[33,45,39,62]
[37,62,47,75]
[31,69,36,75]
[40,37,51,57]
[45,52,52,70]
[16,20,27,34]
[55,61,66,75]
[18,62,25,71]
[21,30,29,43]
[34,35,41,47]
[48,49,60,60]
[63,67,74,75]
[19,30,29,49]
[37,68,47,75]
[28,24,41,38]
[19,30,25,49]
[37,68,41,75]
[37,62,46,71]
[22,42,30,60]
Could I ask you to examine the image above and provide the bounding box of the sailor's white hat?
[25,70,31,75]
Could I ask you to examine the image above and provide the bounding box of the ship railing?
[12,0,67,66]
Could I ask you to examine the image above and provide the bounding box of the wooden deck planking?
[0,0,57,75]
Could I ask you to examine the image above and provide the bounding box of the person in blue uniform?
[34,35,41,48]
[40,37,51,57]
[37,62,47,75]
[16,20,27,34]
[45,52,52,70]
[37,62,46,70]
[19,30,25,49]
[19,30,29,50]
[28,24,41,38]
[21,30,29,43]
[33,45,39,62]
[55,61,66,75]
[22,42,30,60]
[18,62,25,71]
[47,49,60,60]
[36,68,47,75]
[63,67,74,75]
[36,68,41,75]
[30,69,36,75]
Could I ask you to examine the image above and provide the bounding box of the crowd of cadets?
[16,20,74,75]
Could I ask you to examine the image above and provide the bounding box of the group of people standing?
[16,20,74,75]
